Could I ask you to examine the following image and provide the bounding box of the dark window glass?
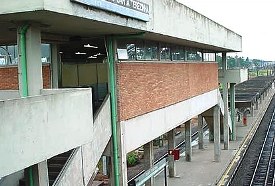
[186,48,202,61]
[160,44,171,61]
[171,46,185,61]
[41,44,51,63]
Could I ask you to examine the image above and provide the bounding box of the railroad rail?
[228,96,275,186]
[249,110,275,186]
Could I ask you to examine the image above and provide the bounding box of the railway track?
[249,111,275,186]
[229,97,275,186]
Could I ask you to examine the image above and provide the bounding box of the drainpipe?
[106,36,120,186]
[19,25,34,186]
[106,33,145,186]
[19,25,29,97]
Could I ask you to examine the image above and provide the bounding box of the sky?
[176,0,275,61]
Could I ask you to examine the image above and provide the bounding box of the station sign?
[71,0,150,22]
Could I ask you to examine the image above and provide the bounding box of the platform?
[154,88,275,186]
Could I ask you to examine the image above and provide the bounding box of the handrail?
[94,93,110,121]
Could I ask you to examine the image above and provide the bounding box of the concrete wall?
[0,65,51,90]
[117,62,218,121]
[0,170,24,186]
[148,0,242,51]
[0,90,20,100]
[122,89,219,153]
[0,89,93,177]
[219,69,248,84]
[55,96,112,186]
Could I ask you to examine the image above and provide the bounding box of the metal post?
[214,105,221,162]
[185,120,192,162]
[198,115,204,149]
[164,166,168,186]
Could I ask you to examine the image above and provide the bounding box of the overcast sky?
[177,0,275,61]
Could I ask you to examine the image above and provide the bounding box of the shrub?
[127,151,139,167]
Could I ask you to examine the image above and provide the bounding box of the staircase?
[47,150,73,185]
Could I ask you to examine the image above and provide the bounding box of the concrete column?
[18,25,43,96]
[222,82,229,150]
[33,161,49,186]
[18,25,48,186]
[144,141,154,186]
[255,99,259,110]
[250,103,254,117]
[51,44,59,88]
[185,120,192,162]
[230,83,236,141]
[222,52,229,149]
[167,129,176,177]
[214,105,221,162]
[198,115,204,149]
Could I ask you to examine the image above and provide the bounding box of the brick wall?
[116,62,218,121]
[0,64,51,90]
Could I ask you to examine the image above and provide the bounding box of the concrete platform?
[154,89,274,186]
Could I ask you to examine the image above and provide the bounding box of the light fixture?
[59,51,63,54]
[84,44,98,48]
[75,52,86,55]
[88,56,97,59]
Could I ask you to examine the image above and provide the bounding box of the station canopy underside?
[234,76,275,107]
[0,11,236,53]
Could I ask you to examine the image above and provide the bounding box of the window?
[171,46,185,61]
[0,44,51,66]
[203,53,216,62]
[160,44,171,61]
[186,48,202,61]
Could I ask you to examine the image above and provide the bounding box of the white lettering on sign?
[107,0,149,14]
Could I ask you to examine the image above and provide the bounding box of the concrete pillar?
[230,83,236,141]
[18,25,43,96]
[255,99,259,110]
[198,115,204,149]
[222,82,229,150]
[167,129,176,177]
[250,103,254,117]
[144,141,154,186]
[185,120,192,162]
[18,25,49,186]
[33,161,49,186]
[222,52,229,149]
[51,44,59,88]
[214,105,221,162]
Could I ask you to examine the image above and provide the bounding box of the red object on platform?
[168,149,180,160]
[243,116,247,125]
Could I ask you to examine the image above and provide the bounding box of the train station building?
[0,0,243,185]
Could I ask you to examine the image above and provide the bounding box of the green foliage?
[127,151,139,167]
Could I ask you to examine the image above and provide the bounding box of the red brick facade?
[0,65,51,90]
[116,62,218,121]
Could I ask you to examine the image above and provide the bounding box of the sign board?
[71,0,149,22]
